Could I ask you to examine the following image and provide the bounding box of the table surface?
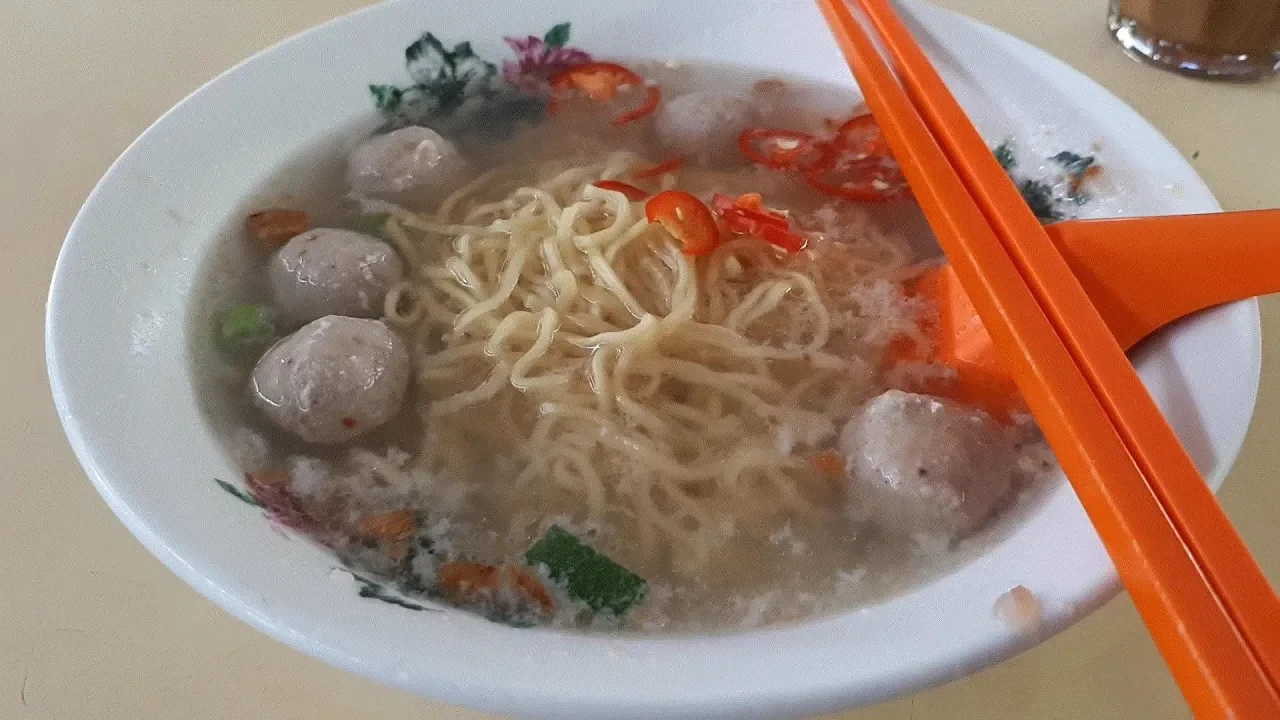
[4,1,1278,718]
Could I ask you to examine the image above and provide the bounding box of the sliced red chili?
[594,179,649,201]
[633,155,684,180]
[645,190,719,256]
[712,193,807,253]
[550,62,643,102]
[759,223,807,253]
[715,193,787,223]
[801,113,907,201]
[549,62,662,127]
[738,128,823,171]
[612,85,662,126]
[831,113,892,158]
[805,150,909,202]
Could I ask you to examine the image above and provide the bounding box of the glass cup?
[1108,0,1280,79]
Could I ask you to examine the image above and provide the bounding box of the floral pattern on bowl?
[216,474,439,614]
[369,21,591,133]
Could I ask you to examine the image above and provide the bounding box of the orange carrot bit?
[437,562,555,615]
[385,540,412,563]
[357,509,417,541]
[879,332,930,371]
[247,209,309,246]
[509,566,556,614]
[438,562,501,597]
[632,155,684,180]
[813,450,846,480]
[1070,163,1104,194]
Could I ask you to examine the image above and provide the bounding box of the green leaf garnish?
[345,212,391,239]
[1051,150,1095,178]
[1018,179,1060,221]
[544,22,571,49]
[993,141,1016,170]
[217,304,276,352]
[525,525,646,616]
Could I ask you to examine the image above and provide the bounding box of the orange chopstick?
[853,0,1280,689]
[814,0,1280,716]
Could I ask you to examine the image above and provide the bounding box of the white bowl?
[46,1,1260,718]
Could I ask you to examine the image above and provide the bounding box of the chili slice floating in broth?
[632,155,684,179]
[550,61,642,101]
[612,85,662,126]
[712,192,807,253]
[805,114,908,201]
[737,128,823,171]
[549,61,661,126]
[645,190,719,256]
[805,151,909,202]
[738,112,907,202]
[594,179,649,200]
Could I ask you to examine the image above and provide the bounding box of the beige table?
[3,1,1277,718]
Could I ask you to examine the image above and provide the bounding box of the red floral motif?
[501,34,592,95]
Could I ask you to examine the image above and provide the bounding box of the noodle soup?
[193,61,1057,633]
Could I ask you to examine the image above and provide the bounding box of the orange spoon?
[887,209,1280,418]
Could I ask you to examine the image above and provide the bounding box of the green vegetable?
[993,142,1099,221]
[1051,150,1095,178]
[1017,179,1060,221]
[993,141,1016,171]
[346,213,391,239]
[1051,150,1097,206]
[525,525,646,616]
[217,304,275,351]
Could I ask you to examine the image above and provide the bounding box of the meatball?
[838,390,1018,543]
[269,228,404,325]
[346,125,469,198]
[655,92,756,165]
[251,316,410,444]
